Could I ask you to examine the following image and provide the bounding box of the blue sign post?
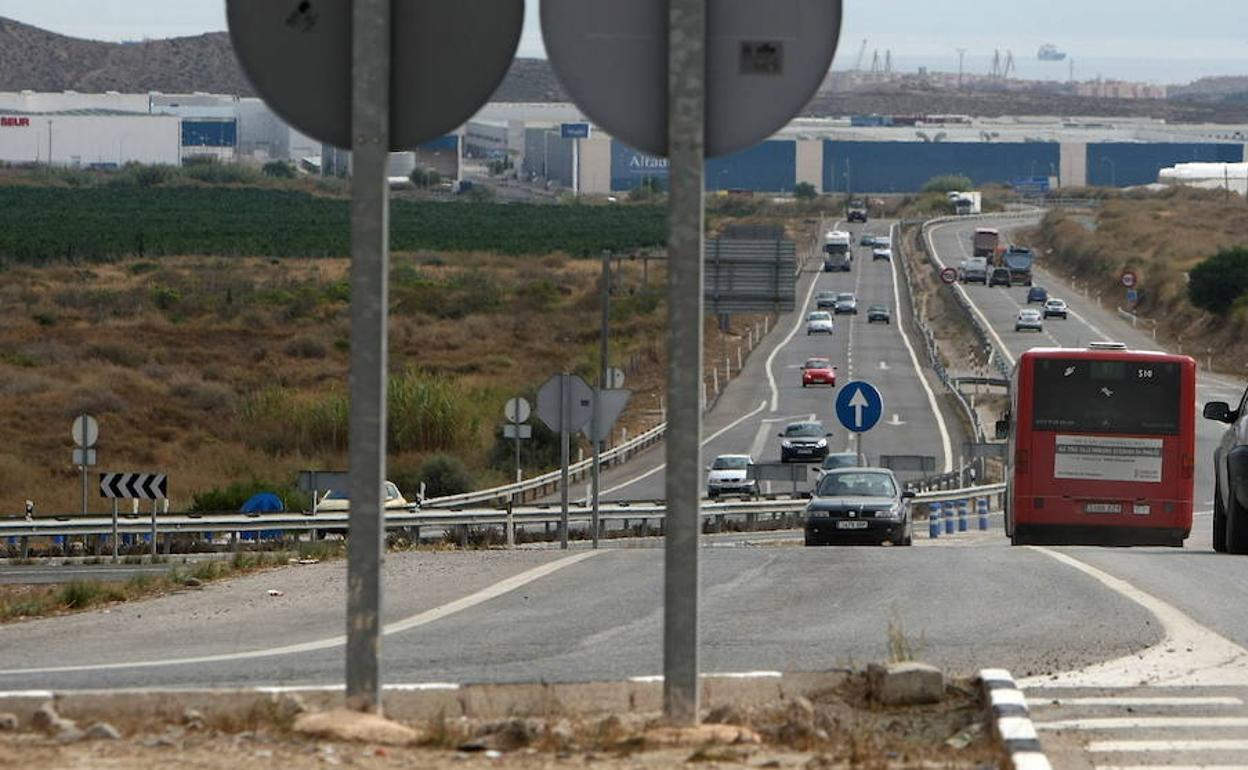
[1126,288,1139,305]
[836,381,884,467]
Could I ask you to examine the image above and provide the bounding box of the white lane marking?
[886,414,905,426]
[255,682,460,694]
[1089,740,1248,753]
[1047,696,1243,707]
[1019,548,1248,689]
[767,220,841,412]
[628,671,782,684]
[1038,716,1248,730]
[879,360,889,370]
[600,400,769,496]
[0,551,602,677]
[0,690,54,699]
[891,222,954,472]
[1097,766,1248,770]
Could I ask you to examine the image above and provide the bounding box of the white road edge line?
[1037,716,1248,730]
[1047,696,1242,707]
[0,551,603,677]
[1088,739,1248,753]
[1019,547,1248,689]
[598,399,768,496]
[891,222,953,473]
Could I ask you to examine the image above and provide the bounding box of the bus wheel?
[1226,487,1248,554]
[1214,480,1228,553]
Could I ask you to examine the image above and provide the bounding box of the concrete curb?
[0,671,848,725]
[978,668,1052,770]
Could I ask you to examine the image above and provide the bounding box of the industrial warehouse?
[1,90,1246,194]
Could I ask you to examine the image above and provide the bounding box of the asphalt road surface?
[572,218,965,505]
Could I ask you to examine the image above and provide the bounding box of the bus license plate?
[1085,503,1122,514]
[1133,504,1151,515]
[837,521,869,530]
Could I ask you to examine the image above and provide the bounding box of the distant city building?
[1075,80,1168,100]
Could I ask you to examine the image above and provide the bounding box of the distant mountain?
[1169,76,1248,104]
[0,16,566,103]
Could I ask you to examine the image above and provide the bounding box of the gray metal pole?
[345,0,392,714]
[150,499,157,558]
[559,374,571,549]
[111,498,118,561]
[664,0,706,726]
[592,251,611,549]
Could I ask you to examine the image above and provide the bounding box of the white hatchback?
[807,311,835,335]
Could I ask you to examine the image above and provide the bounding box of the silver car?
[833,292,858,315]
[806,311,834,335]
[1015,308,1043,332]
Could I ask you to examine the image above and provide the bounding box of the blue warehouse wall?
[610,140,796,192]
[419,135,459,153]
[1086,143,1244,187]
[182,120,237,148]
[823,141,1060,193]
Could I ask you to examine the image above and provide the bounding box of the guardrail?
[0,484,1007,543]
[422,422,668,508]
[1116,306,1158,339]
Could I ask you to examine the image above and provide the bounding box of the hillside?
[3,17,1248,121]
[0,16,565,102]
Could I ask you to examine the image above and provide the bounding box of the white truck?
[822,230,852,272]
[948,191,983,215]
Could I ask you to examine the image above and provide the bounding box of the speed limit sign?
[940,267,958,285]
[1120,271,1138,289]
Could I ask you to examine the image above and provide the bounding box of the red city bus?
[999,344,1197,546]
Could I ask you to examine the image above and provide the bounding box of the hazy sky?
[1,0,1246,71]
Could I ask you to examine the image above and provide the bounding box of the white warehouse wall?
[0,114,180,166]
[0,91,149,114]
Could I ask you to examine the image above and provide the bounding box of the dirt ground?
[0,675,1004,769]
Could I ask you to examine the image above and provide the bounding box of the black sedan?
[804,468,915,546]
[867,304,891,324]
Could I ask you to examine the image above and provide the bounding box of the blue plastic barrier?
[928,502,942,539]
[944,500,956,535]
[977,498,990,531]
[957,499,969,533]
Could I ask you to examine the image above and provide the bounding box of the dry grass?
[0,234,785,513]
[1027,187,1248,370]
[0,551,297,624]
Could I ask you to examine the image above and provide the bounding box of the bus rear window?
[1031,358,1181,435]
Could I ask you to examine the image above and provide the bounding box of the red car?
[802,358,837,387]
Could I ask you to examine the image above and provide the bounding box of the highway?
[4,214,1248,767]
[928,214,1248,768]
[585,218,963,503]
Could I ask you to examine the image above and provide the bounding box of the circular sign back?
[228,0,524,149]
[541,0,843,158]
[505,398,531,425]
[1120,271,1138,289]
[940,267,958,285]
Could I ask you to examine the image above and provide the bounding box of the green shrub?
[56,580,112,609]
[794,182,818,200]
[1189,247,1248,315]
[263,160,297,179]
[921,175,974,194]
[416,454,473,498]
[189,478,308,513]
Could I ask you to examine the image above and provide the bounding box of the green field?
[0,187,667,262]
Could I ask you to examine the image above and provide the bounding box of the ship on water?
[1038,43,1067,61]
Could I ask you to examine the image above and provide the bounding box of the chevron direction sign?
[99,473,168,500]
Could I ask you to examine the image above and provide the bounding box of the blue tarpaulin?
[240,493,284,513]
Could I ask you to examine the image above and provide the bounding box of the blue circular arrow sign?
[835,381,884,434]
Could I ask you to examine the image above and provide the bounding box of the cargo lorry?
[823,230,852,272]
[1000,245,1035,286]
[972,227,1000,257]
[948,191,982,215]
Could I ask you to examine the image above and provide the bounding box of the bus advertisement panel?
[1003,347,1197,546]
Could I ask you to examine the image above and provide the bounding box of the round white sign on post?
[541,0,843,158]
[72,415,98,448]
[505,397,531,425]
[1120,271,1138,289]
[227,0,524,149]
